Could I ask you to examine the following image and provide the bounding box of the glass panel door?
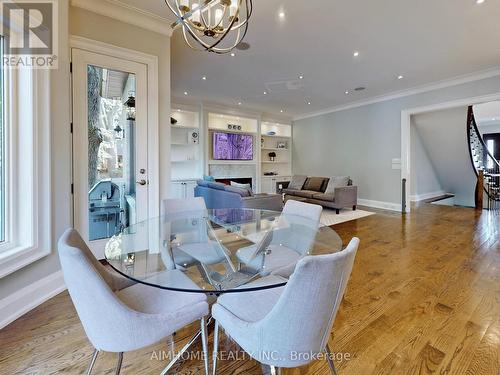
[72,48,149,258]
[87,65,137,241]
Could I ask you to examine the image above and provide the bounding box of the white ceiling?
[119,0,500,118]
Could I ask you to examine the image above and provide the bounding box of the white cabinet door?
[170,182,186,199]
[185,181,197,198]
[261,178,274,194]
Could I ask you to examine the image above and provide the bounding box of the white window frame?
[0,54,52,278]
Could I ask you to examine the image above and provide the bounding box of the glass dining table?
[105,208,343,295]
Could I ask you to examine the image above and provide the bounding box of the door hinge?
[70,183,74,195]
[69,62,72,73]
[70,122,73,133]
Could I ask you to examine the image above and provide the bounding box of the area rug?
[320,208,375,227]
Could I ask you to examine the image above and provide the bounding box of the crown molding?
[293,66,500,121]
[71,0,174,37]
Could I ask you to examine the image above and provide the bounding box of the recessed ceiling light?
[263,91,267,95]
[230,52,235,57]
[353,51,360,57]
[238,102,242,105]
[397,75,404,80]
[184,91,188,95]
[345,90,349,95]
[476,0,485,4]
[307,101,311,105]
[280,110,284,113]
[299,75,304,80]
[202,76,207,80]
[279,11,285,18]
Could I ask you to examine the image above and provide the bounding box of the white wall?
[410,125,444,200]
[0,4,171,326]
[411,106,476,207]
[293,75,500,208]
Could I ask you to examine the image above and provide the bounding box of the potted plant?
[268,152,276,162]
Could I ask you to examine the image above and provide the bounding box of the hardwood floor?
[0,203,499,374]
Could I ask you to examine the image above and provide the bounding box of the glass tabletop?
[105,208,343,294]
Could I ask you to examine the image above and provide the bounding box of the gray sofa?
[283,176,357,214]
[194,180,284,211]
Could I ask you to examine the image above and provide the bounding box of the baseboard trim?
[358,199,402,212]
[410,190,447,202]
[0,270,66,329]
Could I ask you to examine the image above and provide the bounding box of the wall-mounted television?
[213,132,253,160]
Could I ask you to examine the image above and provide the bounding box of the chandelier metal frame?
[165,0,253,54]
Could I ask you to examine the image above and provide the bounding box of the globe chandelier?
[165,0,253,54]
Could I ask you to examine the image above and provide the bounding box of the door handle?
[136,179,147,186]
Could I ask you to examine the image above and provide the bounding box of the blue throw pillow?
[203,175,215,182]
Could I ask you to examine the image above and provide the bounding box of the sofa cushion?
[325,176,350,193]
[197,179,210,187]
[291,190,318,199]
[312,192,335,202]
[288,175,308,190]
[224,185,251,197]
[303,177,328,192]
[203,175,215,182]
[208,182,227,190]
[230,181,253,196]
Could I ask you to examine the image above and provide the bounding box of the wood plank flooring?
[0,203,499,374]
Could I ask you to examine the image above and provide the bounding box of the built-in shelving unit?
[170,105,202,184]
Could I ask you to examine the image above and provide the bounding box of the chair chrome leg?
[115,352,123,375]
[270,366,281,375]
[212,320,220,375]
[86,349,99,375]
[201,317,209,375]
[324,344,338,375]
[160,328,203,375]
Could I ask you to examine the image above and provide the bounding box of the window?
[0,36,4,243]
[0,35,51,278]
[487,139,494,169]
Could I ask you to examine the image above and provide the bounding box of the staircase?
[467,106,500,210]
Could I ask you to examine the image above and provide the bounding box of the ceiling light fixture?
[184,91,188,95]
[397,75,404,80]
[353,51,359,57]
[345,90,349,95]
[263,91,267,95]
[202,76,207,80]
[165,0,253,54]
[230,52,236,57]
[238,102,242,105]
[476,0,485,4]
[307,101,311,105]
[280,109,284,113]
[299,75,304,80]
[279,11,285,18]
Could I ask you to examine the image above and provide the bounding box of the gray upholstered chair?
[163,197,232,267]
[212,237,359,375]
[58,228,210,375]
[235,200,323,275]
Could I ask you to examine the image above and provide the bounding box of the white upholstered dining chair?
[212,237,360,375]
[58,228,210,375]
[235,199,323,275]
[163,197,232,268]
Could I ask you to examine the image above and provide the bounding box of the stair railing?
[467,106,500,210]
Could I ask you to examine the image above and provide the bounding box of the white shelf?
[261,147,290,151]
[171,124,199,130]
[262,134,291,138]
[262,161,290,164]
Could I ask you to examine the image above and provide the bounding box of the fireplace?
[215,177,253,188]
